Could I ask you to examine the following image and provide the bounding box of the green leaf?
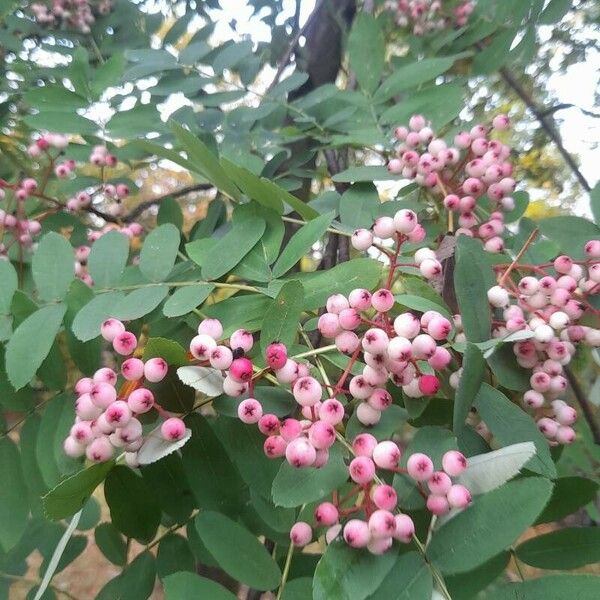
[0,261,17,313]
[157,534,195,579]
[346,404,408,441]
[516,528,600,570]
[87,230,130,288]
[139,224,181,282]
[24,111,97,134]
[0,439,28,551]
[332,166,399,183]
[91,54,125,97]
[486,575,600,600]
[201,216,267,280]
[32,232,74,302]
[71,291,125,341]
[347,13,385,94]
[486,343,531,391]
[366,551,432,600]
[113,285,169,320]
[339,183,380,230]
[374,55,461,102]
[114,551,156,600]
[163,284,214,317]
[104,466,161,544]
[43,461,115,521]
[427,477,553,574]
[163,572,238,600]
[536,476,600,524]
[474,384,556,478]
[143,337,188,366]
[272,211,335,278]
[272,443,348,507]
[539,0,571,24]
[94,523,127,566]
[181,414,246,515]
[446,552,510,600]
[260,281,304,354]
[194,511,281,590]
[5,303,66,390]
[170,121,240,200]
[394,294,452,320]
[454,236,493,342]
[453,343,485,432]
[24,85,88,111]
[313,542,396,600]
[157,197,184,229]
[591,182,600,226]
[537,216,600,259]
[472,26,518,74]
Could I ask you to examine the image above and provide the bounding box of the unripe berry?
[556,425,575,444]
[209,345,233,370]
[280,418,303,442]
[348,288,372,310]
[76,393,102,420]
[553,255,573,274]
[94,368,117,386]
[238,398,263,424]
[442,450,467,476]
[161,417,186,441]
[373,217,396,239]
[367,388,392,411]
[407,453,434,481]
[523,389,545,409]
[127,387,154,414]
[349,375,374,400]
[349,456,376,484]
[372,441,401,469]
[351,228,373,251]
[338,308,361,330]
[356,402,381,425]
[293,376,322,406]
[75,377,94,396]
[101,318,125,342]
[315,502,339,526]
[394,313,421,338]
[290,522,312,547]
[121,358,145,381]
[116,418,143,444]
[428,346,452,370]
[352,433,377,457]
[393,209,418,234]
[86,436,114,463]
[487,285,510,307]
[371,289,395,313]
[286,437,316,468]
[144,357,168,383]
[447,484,472,508]
[343,519,370,548]
[556,405,577,426]
[318,312,341,338]
[394,514,414,542]
[427,494,450,515]
[113,331,137,356]
[412,334,437,359]
[64,436,86,458]
[335,331,360,354]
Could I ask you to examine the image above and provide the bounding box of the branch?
[498,66,592,193]
[265,0,327,94]
[565,366,600,445]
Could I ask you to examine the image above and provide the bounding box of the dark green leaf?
[157,534,195,579]
[71,291,125,341]
[339,183,380,230]
[536,476,600,524]
[367,551,432,600]
[453,343,485,433]
[113,285,169,320]
[94,523,127,566]
[332,166,399,183]
[0,439,28,551]
[347,14,385,94]
[260,281,303,354]
[537,216,600,259]
[163,284,214,317]
[87,230,130,288]
[163,572,238,600]
[486,575,600,600]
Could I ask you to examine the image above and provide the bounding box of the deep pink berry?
[113,331,137,356]
[406,453,434,481]
[264,435,287,457]
[290,522,312,547]
[127,388,154,414]
[418,374,440,396]
[447,484,472,508]
[442,450,467,477]
[90,382,117,409]
[161,417,186,441]
[121,358,145,381]
[315,502,339,526]
[266,342,288,370]
[349,456,376,484]
[258,414,280,435]
[229,357,254,383]
[343,519,370,548]
[372,484,398,511]
[352,433,377,457]
[427,494,450,515]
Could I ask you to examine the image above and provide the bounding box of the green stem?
[97,280,259,293]
[291,344,337,360]
[276,542,295,600]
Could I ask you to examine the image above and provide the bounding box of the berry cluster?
[486,241,600,444]
[386,0,474,35]
[388,114,515,252]
[289,446,470,554]
[29,0,112,33]
[63,318,186,466]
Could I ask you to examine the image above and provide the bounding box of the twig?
[265,0,327,94]
[565,366,600,445]
[497,228,538,287]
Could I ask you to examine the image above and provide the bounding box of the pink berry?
[447,484,472,508]
[64,436,85,458]
[427,494,450,515]
[293,376,322,407]
[229,357,254,383]
[343,519,370,548]
[105,400,132,427]
[161,417,186,441]
[368,510,396,538]
[318,312,341,338]
[394,313,421,338]
[418,374,440,396]
[348,288,372,310]
[70,421,94,445]
[93,368,117,386]
[556,405,577,426]
[264,435,287,457]
[113,331,137,356]
[258,414,280,435]
[372,485,398,510]
[338,308,361,330]
[237,398,263,424]
[371,289,395,313]
[556,425,575,444]
[406,453,434,481]
[75,377,94,395]
[308,421,336,449]
[121,358,145,381]
[335,331,360,354]
[280,418,303,442]
[412,334,437,359]
[76,393,102,420]
[428,471,452,495]
[285,437,316,468]
[372,441,401,469]
[393,209,418,234]
[230,329,253,352]
[144,357,168,383]
[356,402,381,425]
[290,522,312,547]
[90,382,117,409]
[352,433,378,457]
[442,450,467,477]
[209,346,233,370]
[373,216,396,239]
[349,456,376,484]
[127,388,154,414]
[101,318,125,342]
[85,436,114,463]
[190,334,217,360]
[266,342,288,370]
[394,514,415,542]
[315,502,339,526]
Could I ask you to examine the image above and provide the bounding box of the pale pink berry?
[487,285,509,307]
[105,401,132,427]
[76,393,102,420]
[556,425,576,444]
[338,308,361,330]
[293,376,322,407]
[315,399,342,426]
[308,421,336,449]
[349,376,373,400]
[418,374,440,396]
[343,519,370,548]
[427,316,452,340]
[229,357,253,383]
[314,448,329,467]
[387,158,403,173]
[113,331,137,356]
[429,346,452,370]
[273,359,296,384]
[428,471,452,495]
[190,334,217,360]
[209,345,233,370]
[427,494,450,515]
[447,484,472,508]
[442,450,467,476]
[121,358,145,381]
[372,441,401,469]
[394,313,421,338]
[348,288,372,310]
[409,114,426,131]
[372,485,398,511]
[318,312,341,338]
[393,209,418,234]
[230,329,253,352]
[349,456,376,484]
[373,216,396,239]
[584,240,600,258]
[264,435,287,457]
[371,289,395,312]
[280,418,303,442]
[86,436,114,463]
[326,294,349,314]
[90,382,117,409]
[222,375,247,397]
[361,328,389,355]
[315,502,339,526]
[394,514,414,542]
[356,402,381,425]
[351,228,373,251]
[101,318,125,342]
[335,331,360,354]
[368,510,396,538]
[258,414,280,435]
[238,398,263,424]
[412,334,437,359]
[492,114,510,130]
[161,417,186,441]
[266,342,288,370]
[290,522,312,547]
[144,357,168,383]
[70,421,94,445]
[75,377,94,395]
[553,255,573,274]
[352,433,377,456]
[127,388,154,414]
[407,453,434,481]
[523,390,545,409]
[64,436,85,458]
[367,388,392,411]
[556,405,577,426]
[93,368,117,386]
[419,258,442,279]
[286,437,316,468]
